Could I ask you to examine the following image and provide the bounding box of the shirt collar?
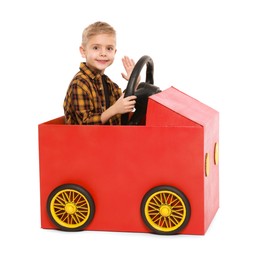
[79,62,102,80]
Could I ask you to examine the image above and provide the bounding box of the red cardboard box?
[38,86,219,235]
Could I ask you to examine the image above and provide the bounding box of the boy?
[63,21,137,125]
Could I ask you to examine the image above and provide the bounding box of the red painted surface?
[38,86,219,235]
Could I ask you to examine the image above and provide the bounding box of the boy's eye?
[93,46,98,50]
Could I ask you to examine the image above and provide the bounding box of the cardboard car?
[38,56,219,235]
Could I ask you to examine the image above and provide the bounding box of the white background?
[1,0,264,259]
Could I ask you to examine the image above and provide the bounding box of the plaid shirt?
[63,62,122,125]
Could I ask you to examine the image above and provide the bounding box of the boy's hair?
[81,21,116,47]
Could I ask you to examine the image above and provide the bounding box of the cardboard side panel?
[203,112,220,232]
[39,123,206,234]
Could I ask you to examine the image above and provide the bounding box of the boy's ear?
[79,46,86,58]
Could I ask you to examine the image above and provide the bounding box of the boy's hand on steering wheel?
[114,93,137,114]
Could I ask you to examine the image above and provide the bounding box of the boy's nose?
[100,49,106,56]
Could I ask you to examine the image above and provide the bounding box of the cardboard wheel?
[47,184,95,231]
[141,185,191,235]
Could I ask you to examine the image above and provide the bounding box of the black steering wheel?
[121,55,161,125]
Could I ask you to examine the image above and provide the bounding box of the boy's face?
[80,33,117,74]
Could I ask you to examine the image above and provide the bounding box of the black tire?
[47,184,95,231]
[141,185,191,235]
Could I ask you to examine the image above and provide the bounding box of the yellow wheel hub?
[65,202,77,214]
[159,205,171,217]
